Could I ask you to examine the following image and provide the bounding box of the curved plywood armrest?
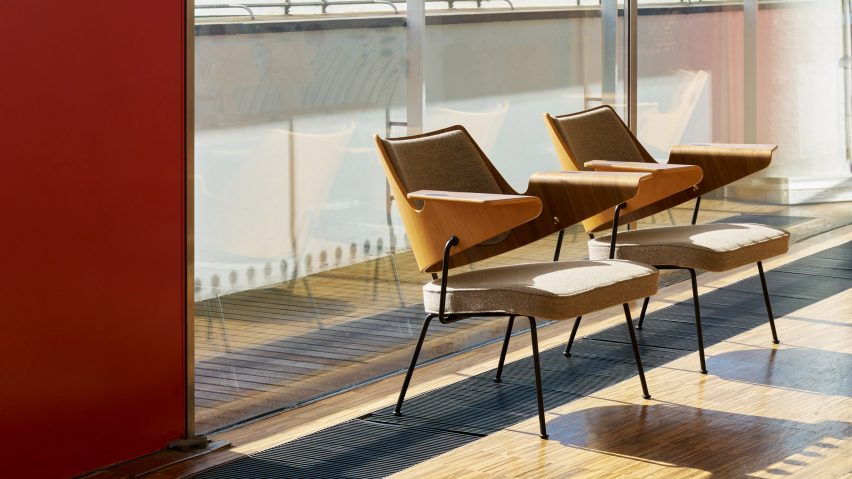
[584,160,699,173]
[406,190,542,272]
[577,161,703,233]
[408,190,536,205]
[516,170,652,238]
[668,143,776,198]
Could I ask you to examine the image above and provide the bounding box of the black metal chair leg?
[688,269,708,374]
[494,316,515,383]
[563,316,582,357]
[394,314,436,416]
[527,317,548,439]
[635,296,650,329]
[623,304,651,399]
[757,261,780,344]
[553,229,565,262]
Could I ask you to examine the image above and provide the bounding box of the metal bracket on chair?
[609,202,627,260]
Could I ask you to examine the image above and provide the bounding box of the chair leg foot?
[688,269,708,374]
[758,261,781,344]
[394,314,435,416]
[494,316,515,383]
[623,304,651,399]
[528,317,548,440]
[563,316,582,357]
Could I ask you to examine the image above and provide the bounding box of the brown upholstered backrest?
[549,105,655,170]
[380,129,504,207]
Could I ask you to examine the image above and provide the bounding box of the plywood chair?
[375,125,662,439]
[545,106,790,374]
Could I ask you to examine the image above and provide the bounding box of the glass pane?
[405,2,623,353]
[755,1,849,188]
[194,14,408,433]
[637,1,744,160]
[423,2,621,190]
[635,0,851,238]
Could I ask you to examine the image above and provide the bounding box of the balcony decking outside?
[194,199,851,433]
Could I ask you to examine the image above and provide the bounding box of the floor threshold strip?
[196,242,851,479]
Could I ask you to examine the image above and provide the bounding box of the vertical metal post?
[407,0,426,134]
[184,0,198,440]
[601,0,617,106]
[625,0,638,132]
[744,0,758,143]
[842,0,852,161]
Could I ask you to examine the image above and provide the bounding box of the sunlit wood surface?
[194,200,850,434]
[391,289,852,479]
[124,222,852,478]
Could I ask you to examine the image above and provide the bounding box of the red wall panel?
[0,2,187,477]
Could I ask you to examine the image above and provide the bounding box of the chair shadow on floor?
[549,403,851,477]
[707,347,852,397]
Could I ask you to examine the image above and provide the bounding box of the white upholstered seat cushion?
[423,260,658,319]
[589,223,790,272]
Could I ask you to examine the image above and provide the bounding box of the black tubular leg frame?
[562,203,629,355]
[395,236,549,439]
[758,261,781,344]
[609,202,626,259]
[691,196,702,225]
[653,265,707,374]
[687,268,708,374]
[553,229,565,261]
[635,296,650,329]
[562,316,582,356]
[638,194,695,332]
[394,312,437,415]
[636,261,780,372]
[560,204,650,398]
[494,315,516,383]
[527,316,548,439]
[395,236,459,416]
[623,303,652,399]
[493,315,548,438]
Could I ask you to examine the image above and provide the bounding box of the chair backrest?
[376,124,653,271]
[376,125,525,272]
[379,126,514,208]
[546,105,656,171]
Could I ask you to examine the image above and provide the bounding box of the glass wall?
[423,3,623,189]
[194,0,852,434]
[636,0,851,219]
[194,11,410,432]
[637,2,743,160]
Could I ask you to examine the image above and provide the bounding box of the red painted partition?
[0,2,187,477]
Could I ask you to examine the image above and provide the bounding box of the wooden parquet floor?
[112,222,852,479]
[193,200,850,435]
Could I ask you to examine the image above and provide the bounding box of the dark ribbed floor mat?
[196,242,851,479]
